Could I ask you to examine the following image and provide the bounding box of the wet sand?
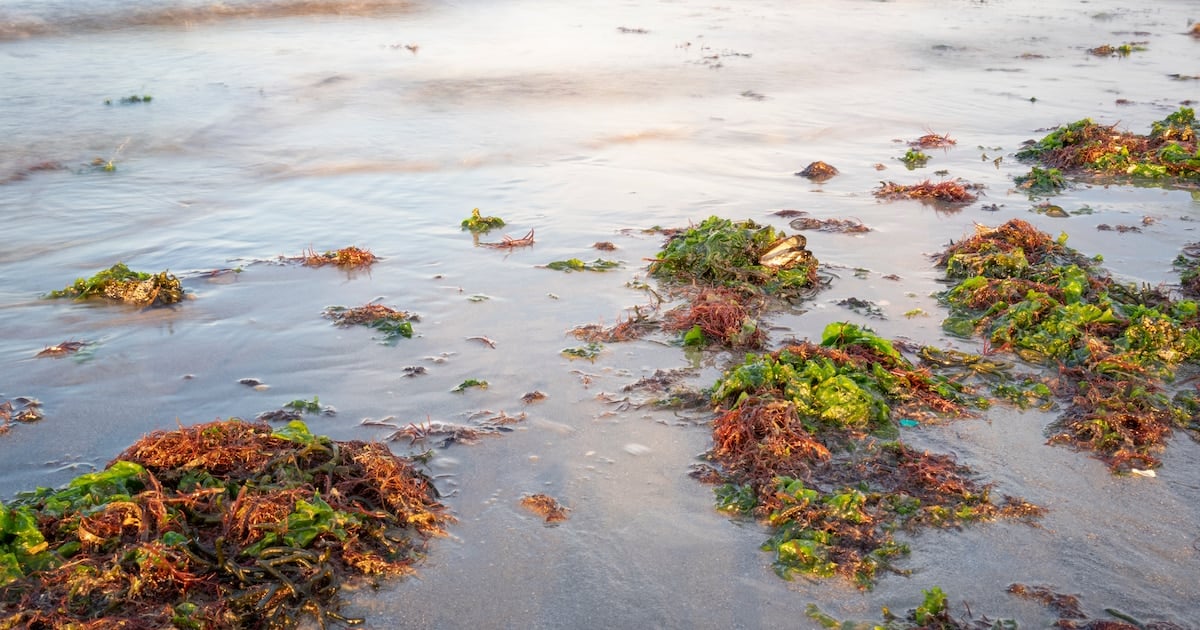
[2,0,1199,626]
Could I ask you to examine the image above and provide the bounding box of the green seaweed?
[324,304,416,344]
[703,322,1036,587]
[561,342,604,361]
[937,219,1200,470]
[47,263,183,306]
[900,149,930,169]
[0,419,450,628]
[1017,107,1200,181]
[452,379,489,393]
[460,208,506,233]
[544,258,621,272]
[1014,166,1067,194]
[648,216,818,300]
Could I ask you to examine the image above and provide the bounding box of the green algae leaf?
[545,258,620,272]
[562,342,603,361]
[460,208,505,233]
[272,420,317,445]
[714,483,757,515]
[452,379,488,393]
[820,322,901,362]
[17,460,148,517]
[243,493,361,555]
[0,506,51,585]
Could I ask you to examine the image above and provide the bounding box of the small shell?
[759,235,813,269]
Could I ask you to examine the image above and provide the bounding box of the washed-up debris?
[387,412,524,448]
[593,241,617,251]
[324,303,417,344]
[1096,223,1142,233]
[561,342,604,361]
[480,229,535,248]
[1006,583,1085,619]
[664,287,765,348]
[0,397,43,435]
[649,216,819,302]
[401,366,427,377]
[807,586,1011,629]
[1087,42,1146,57]
[874,179,980,203]
[620,367,707,410]
[521,391,547,404]
[569,311,657,343]
[466,335,496,348]
[35,341,91,358]
[105,94,152,105]
[0,419,451,629]
[256,396,336,423]
[47,263,184,306]
[1017,106,1199,180]
[788,217,870,233]
[520,494,570,523]
[543,258,620,272]
[795,161,839,181]
[0,161,63,186]
[451,379,488,393]
[460,208,505,233]
[1015,166,1068,194]
[937,219,1200,471]
[900,149,930,169]
[703,322,1035,586]
[837,297,885,319]
[300,246,377,269]
[910,131,956,148]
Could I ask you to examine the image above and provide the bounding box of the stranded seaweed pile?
[0,419,450,629]
[938,219,1200,471]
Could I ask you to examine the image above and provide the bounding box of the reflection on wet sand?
[0,0,417,40]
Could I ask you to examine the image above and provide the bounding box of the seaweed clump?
[937,219,1200,471]
[0,397,43,435]
[0,419,451,629]
[704,322,1036,587]
[664,287,766,349]
[648,216,819,302]
[874,179,979,204]
[795,161,839,181]
[302,246,377,269]
[806,586,1012,629]
[324,303,417,344]
[47,263,184,306]
[520,494,570,523]
[460,208,505,233]
[1016,107,1200,180]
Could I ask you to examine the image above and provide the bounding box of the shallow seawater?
[2,0,1199,626]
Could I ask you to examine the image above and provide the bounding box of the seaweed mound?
[938,219,1200,471]
[0,419,451,629]
[48,263,183,306]
[704,322,1035,587]
[1017,107,1200,180]
[648,216,819,301]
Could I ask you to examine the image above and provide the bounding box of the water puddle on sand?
[1,0,1199,626]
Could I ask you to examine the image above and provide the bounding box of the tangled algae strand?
[0,419,451,629]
